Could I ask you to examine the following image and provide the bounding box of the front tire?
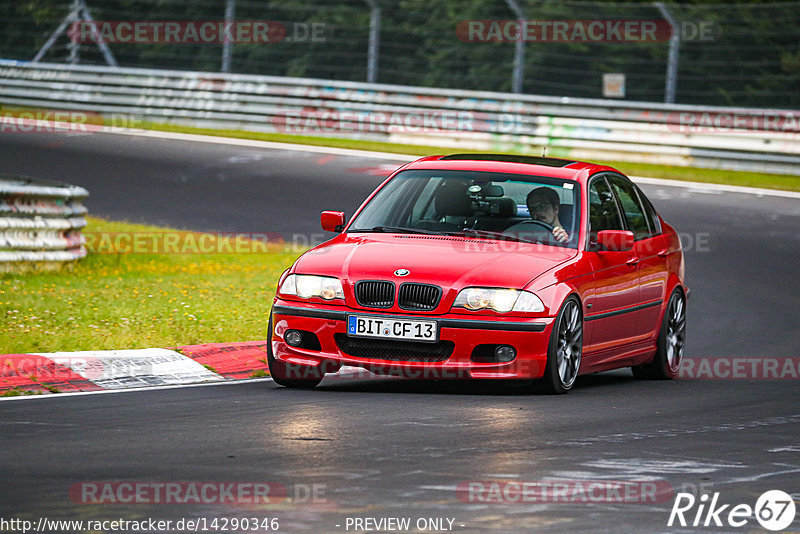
[540,296,583,394]
[632,288,686,380]
[267,312,324,389]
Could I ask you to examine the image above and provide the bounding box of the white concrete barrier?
[0,175,88,265]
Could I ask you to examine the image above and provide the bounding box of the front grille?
[399,283,442,311]
[334,334,454,362]
[355,280,395,308]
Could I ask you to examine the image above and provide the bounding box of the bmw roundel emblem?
[394,268,410,277]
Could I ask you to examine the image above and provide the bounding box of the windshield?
[348,170,580,249]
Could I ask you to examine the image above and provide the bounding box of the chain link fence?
[0,0,798,108]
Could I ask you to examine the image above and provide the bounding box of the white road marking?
[0,421,77,426]
[0,377,274,402]
[107,127,417,161]
[715,465,800,485]
[580,458,744,475]
[551,414,800,446]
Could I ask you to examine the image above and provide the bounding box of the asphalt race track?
[1,130,799,533]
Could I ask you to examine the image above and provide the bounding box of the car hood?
[294,233,576,290]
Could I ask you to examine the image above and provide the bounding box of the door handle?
[657,249,669,257]
[626,256,639,266]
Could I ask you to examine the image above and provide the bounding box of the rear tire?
[632,288,686,380]
[267,312,324,389]
[540,296,583,394]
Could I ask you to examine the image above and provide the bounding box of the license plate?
[347,315,438,342]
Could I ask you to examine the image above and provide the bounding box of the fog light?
[285,330,303,347]
[494,345,516,362]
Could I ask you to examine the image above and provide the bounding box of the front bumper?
[270,299,555,380]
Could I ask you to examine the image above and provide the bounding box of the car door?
[607,175,668,339]
[584,175,642,354]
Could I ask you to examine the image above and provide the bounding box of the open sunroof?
[439,153,576,167]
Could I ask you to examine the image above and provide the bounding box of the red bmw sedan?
[268,154,687,393]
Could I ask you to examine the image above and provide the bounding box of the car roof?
[403,153,623,184]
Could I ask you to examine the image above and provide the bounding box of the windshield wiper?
[352,225,443,235]
[351,226,544,243]
[449,229,543,245]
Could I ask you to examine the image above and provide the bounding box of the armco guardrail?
[0,60,798,175]
[0,175,88,266]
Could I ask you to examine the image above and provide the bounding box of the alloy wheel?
[665,293,686,372]
[557,299,582,388]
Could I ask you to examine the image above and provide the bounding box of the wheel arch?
[533,282,585,318]
[661,274,687,322]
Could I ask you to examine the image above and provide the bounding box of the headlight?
[279,274,344,300]
[452,288,544,313]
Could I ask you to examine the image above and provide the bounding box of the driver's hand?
[553,226,569,242]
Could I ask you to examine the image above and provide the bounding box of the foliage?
[0,0,797,107]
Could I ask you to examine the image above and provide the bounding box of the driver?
[505,187,569,242]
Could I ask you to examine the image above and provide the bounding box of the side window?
[609,176,650,240]
[588,177,623,241]
[352,177,421,229]
[636,185,662,236]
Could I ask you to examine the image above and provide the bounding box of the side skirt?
[580,342,656,375]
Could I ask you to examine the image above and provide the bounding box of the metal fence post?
[33,0,117,66]
[67,0,81,64]
[78,0,118,67]
[365,0,381,83]
[222,0,235,73]
[504,0,525,94]
[655,2,680,104]
[33,0,80,63]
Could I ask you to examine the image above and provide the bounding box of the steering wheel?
[506,219,563,244]
[518,220,554,232]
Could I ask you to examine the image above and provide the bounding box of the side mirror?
[596,230,634,251]
[321,211,345,232]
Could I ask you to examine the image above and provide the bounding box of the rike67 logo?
[669,490,796,531]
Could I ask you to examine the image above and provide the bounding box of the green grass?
[1,217,302,353]
[0,388,45,397]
